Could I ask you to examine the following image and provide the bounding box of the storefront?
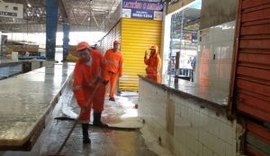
[161,0,201,84]
[100,0,164,91]
[159,0,270,155]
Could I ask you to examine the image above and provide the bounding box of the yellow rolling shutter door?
[120,18,162,91]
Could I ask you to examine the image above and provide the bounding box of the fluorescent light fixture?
[27,3,31,8]
[87,17,90,21]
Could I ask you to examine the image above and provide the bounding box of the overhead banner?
[0,0,23,18]
[122,0,164,20]
[167,0,194,15]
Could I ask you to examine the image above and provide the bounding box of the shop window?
[167,0,201,83]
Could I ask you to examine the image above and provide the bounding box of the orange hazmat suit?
[73,42,105,123]
[144,45,161,83]
[103,41,123,99]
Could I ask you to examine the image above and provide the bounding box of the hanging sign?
[122,0,164,20]
[0,1,23,18]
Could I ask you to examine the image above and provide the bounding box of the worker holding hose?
[73,41,107,144]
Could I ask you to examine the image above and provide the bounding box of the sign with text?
[0,1,23,18]
[122,0,164,20]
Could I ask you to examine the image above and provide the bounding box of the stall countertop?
[0,62,75,150]
[0,59,45,67]
[139,75,228,109]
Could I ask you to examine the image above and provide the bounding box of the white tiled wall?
[197,21,235,93]
[139,79,240,156]
[138,81,169,147]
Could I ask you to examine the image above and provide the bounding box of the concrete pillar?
[46,0,59,61]
[62,22,70,61]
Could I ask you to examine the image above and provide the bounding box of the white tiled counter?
[0,59,45,79]
[0,62,74,150]
[0,61,22,79]
[138,76,242,156]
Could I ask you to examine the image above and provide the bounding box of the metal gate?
[231,0,270,155]
[120,18,162,91]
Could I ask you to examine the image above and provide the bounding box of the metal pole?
[168,15,174,86]
[63,22,70,61]
[179,11,185,76]
[46,0,59,61]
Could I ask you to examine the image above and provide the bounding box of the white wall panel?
[139,78,241,156]
[197,21,235,95]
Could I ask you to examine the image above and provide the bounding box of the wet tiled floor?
[0,92,156,156]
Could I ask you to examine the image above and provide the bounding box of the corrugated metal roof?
[0,0,121,32]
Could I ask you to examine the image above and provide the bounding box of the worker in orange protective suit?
[144,45,161,83]
[73,42,107,144]
[103,40,123,101]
